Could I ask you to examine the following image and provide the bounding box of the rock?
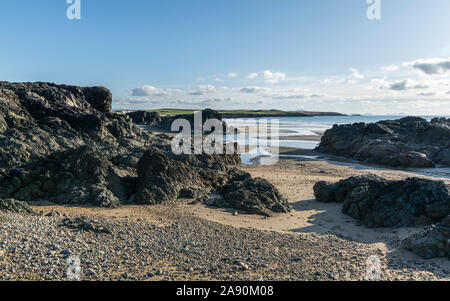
[126,111,161,126]
[60,216,112,234]
[313,175,450,227]
[46,210,61,217]
[178,188,205,199]
[128,108,226,133]
[0,199,35,215]
[135,148,205,204]
[216,173,291,217]
[313,181,337,203]
[0,82,287,218]
[81,86,112,112]
[316,116,450,168]
[403,216,450,259]
[0,82,150,207]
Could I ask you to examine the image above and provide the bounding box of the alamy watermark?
[365,255,381,280]
[66,255,82,280]
[66,0,81,20]
[170,112,280,165]
[367,0,381,20]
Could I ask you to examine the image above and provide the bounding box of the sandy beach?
[21,156,449,281]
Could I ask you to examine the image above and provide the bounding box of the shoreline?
[20,157,450,281]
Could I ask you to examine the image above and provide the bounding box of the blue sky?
[1,0,450,114]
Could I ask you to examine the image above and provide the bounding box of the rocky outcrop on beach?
[0,199,35,215]
[316,116,450,168]
[0,81,288,216]
[126,108,225,133]
[215,172,290,216]
[0,81,152,207]
[313,175,450,228]
[403,216,450,259]
[135,147,290,216]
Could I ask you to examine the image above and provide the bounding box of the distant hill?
[147,109,346,118]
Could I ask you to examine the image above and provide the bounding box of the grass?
[146,109,344,117]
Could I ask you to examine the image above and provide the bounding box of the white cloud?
[381,65,399,72]
[228,72,238,78]
[247,73,258,80]
[188,85,218,95]
[350,68,364,80]
[263,70,286,84]
[131,85,179,97]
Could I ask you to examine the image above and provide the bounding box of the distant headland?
[137,109,346,118]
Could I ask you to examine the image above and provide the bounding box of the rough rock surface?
[316,116,450,168]
[215,172,291,217]
[135,147,289,216]
[0,81,152,207]
[60,216,112,234]
[403,216,450,259]
[0,199,35,215]
[313,175,450,227]
[127,108,225,133]
[0,82,287,216]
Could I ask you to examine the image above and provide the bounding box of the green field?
[147,109,345,117]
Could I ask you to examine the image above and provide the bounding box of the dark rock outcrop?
[313,175,450,227]
[403,215,450,259]
[0,82,288,217]
[0,81,151,208]
[135,148,289,216]
[60,216,112,234]
[127,108,226,133]
[316,117,450,168]
[0,199,35,215]
[126,111,162,127]
[216,173,291,217]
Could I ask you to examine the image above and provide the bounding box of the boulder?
[313,175,450,227]
[403,215,450,259]
[216,175,291,217]
[0,199,35,215]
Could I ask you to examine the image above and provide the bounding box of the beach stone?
[314,175,450,227]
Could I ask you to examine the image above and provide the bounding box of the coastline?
[25,157,450,281]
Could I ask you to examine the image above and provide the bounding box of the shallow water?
[232,116,450,180]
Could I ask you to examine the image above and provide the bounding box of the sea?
[224,115,450,180]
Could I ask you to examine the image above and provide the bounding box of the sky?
[1,0,450,115]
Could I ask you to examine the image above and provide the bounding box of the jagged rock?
[135,148,205,204]
[0,199,35,215]
[60,216,112,234]
[0,82,152,207]
[313,175,450,227]
[126,111,161,126]
[316,116,450,168]
[135,148,288,216]
[403,216,450,259]
[0,82,288,216]
[215,171,291,217]
[178,188,206,199]
[128,108,226,133]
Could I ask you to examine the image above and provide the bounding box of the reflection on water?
[233,116,450,180]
